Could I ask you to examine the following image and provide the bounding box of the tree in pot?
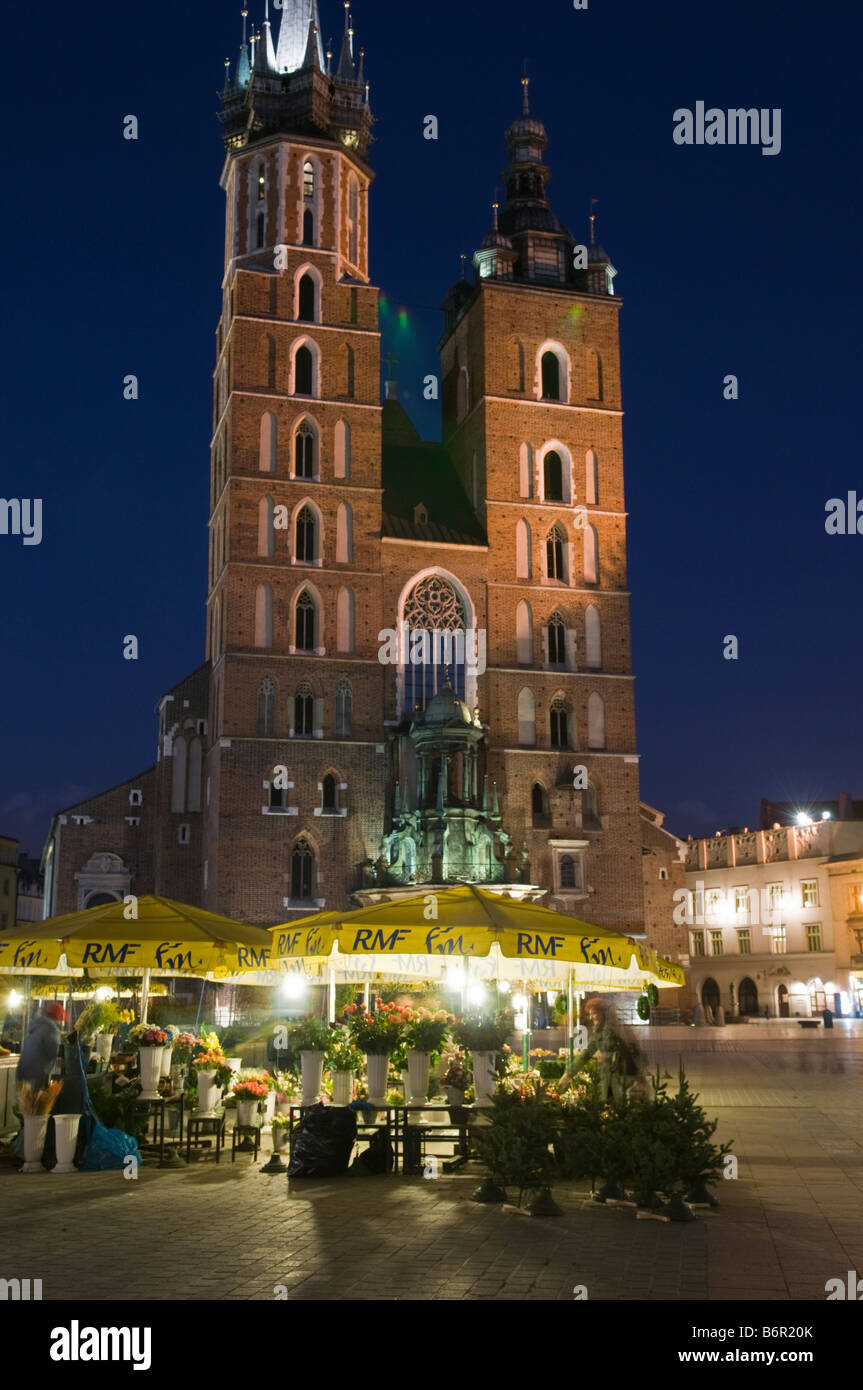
[668,1062,732,1210]
[553,1064,606,1191]
[290,1017,333,1106]
[473,1089,559,1212]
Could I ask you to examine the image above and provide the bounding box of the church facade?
[42,0,646,942]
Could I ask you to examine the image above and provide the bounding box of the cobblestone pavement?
[1,1025,861,1301]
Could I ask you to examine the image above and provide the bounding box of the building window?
[548,613,566,665]
[335,678,353,736]
[129,789,142,806]
[769,926,787,954]
[179,823,190,845]
[269,782,285,809]
[346,345,355,399]
[543,450,563,501]
[347,174,359,264]
[550,698,569,749]
[801,879,819,908]
[294,682,314,736]
[734,885,749,916]
[256,211,265,249]
[560,854,577,889]
[583,524,599,584]
[321,774,338,814]
[767,883,784,910]
[737,929,751,954]
[294,420,316,478]
[257,163,266,200]
[298,274,316,323]
[849,884,863,913]
[291,837,314,900]
[706,888,724,921]
[517,687,536,746]
[546,525,565,581]
[257,676,276,735]
[806,923,822,952]
[294,345,313,395]
[295,590,317,650]
[691,931,705,957]
[710,929,723,956]
[540,351,561,401]
[295,505,317,562]
[303,160,315,198]
[531,782,549,826]
[302,208,315,246]
[402,575,467,710]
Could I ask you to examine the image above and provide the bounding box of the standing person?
[16,1003,66,1092]
[562,996,640,1101]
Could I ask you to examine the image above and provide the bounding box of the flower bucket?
[331,1070,354,1106]
[300,1051,324,1106]
[407,1051,431,1106]
[94,1034,114,1066]
[196,1069,220,1117]
[444,1085,466,1107]
[138,1045,165,1100]
[272,1126,289,1152]
[264,1090,276,1123]
[226,1056,242,1075]
[159,1046,174,1078]
[51,1115,81,1173]
[236,1099,258,1128]
[366,1054,389,1107]
[471,1050,497,1105]
[276,1099,292,1116]
[21,1115,49,1173]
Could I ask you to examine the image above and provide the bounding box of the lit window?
[691,931,705,957]
[801,879,819,908]
[257,164,266,199]
[303,161,315,198]
[769,926,787,954]
[737,929,751,955]
[710,929,723,956]
[767,883,784,909]
[734,885,749,915]
[806,923,822,952]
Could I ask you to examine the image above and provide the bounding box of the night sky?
[1,0,860,859]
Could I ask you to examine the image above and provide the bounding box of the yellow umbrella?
[0,896,273,1021]
[268,886,684,991]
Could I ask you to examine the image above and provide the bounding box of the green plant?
[89,1082,149,1142]
[473,1090,557,1207]
[73,999,120,1044]
[385,1088,405,1106]
[290,1016,333,1052]
[636,995,651,1021]
[343,1002,410,1054]
[668,1063,732,1194]
[326,1029,364,1072]
[404,1008,454,1053]
[452,1010,514,1052]
[271,1112,293,1128]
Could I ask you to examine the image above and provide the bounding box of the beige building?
[682,815,863,1018]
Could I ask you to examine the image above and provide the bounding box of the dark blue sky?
[1,0,860,857]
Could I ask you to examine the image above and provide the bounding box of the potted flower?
[403,1007,454,1105]
[441,1049,470,1106]
[231,1077,268,1128]
[273,1070,301,1114]
[271,1111,292,1152]
[289,1017,332,1105]
[16,1081,62,1172]
[128,1023,169,1099]
[326,1030,363,1106]
[192,1046,232,1116]
[169,1031,198,1090]
[74,999,120,1067]
[343,1002,409,1106]
[453,1011,514,1105]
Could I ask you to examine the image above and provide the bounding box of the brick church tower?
[42,3,645,944]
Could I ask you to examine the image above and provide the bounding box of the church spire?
[276,0,325,74]
[302,16,321,71]
[260,0,277,72]
[235,7,251,89]
[337,2,355,78]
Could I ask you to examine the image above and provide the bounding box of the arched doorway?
[84,892,120,908]
[739,977,759,1016]
[777,983,790,1018]
[702,978,720,1012]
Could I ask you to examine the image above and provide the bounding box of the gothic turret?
[497,76,576,285]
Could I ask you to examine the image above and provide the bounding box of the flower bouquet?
[290,1016,332,1052]
[404,1007,454,1054]
[326,1030,364,1073]
[343,1001,409,1055]
[274,1070,301,1112]
[128,1024,168,1047]
[192,1048,233,1088]
[171,1032,199,1065]
[441,1048,470,1104]
[17,1081,63,1172]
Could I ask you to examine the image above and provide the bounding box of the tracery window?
[403,576,467,710]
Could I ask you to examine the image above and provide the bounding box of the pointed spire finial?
[521,59,530,114]
[492,200,500,229]
[326,38,333,74]
[589,196,598,245]
[459,252,467,281]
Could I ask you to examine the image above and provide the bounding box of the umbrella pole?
[194,978,206,1034]
[521,980,530,1072]
[328,968,336,1024]
[140,968,151,1025]
[568,968,575,1073]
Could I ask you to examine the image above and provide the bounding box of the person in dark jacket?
[16,1004,66,1091]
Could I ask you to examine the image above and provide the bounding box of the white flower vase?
[444,1085,466,1107]
[51,1115,81,1173]
[264,1090,276,1123]
[276,1099,292,1116]
[196,1069,220,1117]
[331,1070,354,1106]
[138,1045,165,1099]
[471,1050,497,1105]
[236,1099,258,1128]
[300,1051,324,1105]
[407,1051,431,1105]
[226,1057,242,1076]
[160,1046,174,1077]
[272,1126,289,1152]
[366,1054,389,1107]
[21,1115,49,1172]
[94,1034,114,1067]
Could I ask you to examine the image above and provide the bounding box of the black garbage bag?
[288,1103,357,1178]
[351,1126,394,1175]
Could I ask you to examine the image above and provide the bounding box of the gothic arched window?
[335,678,353,736]
[298,274,316,323]
[294,420,316,478]
[550,698,569,748]
[256,211,265,249]
[546,525,565,581]
[541,351,560,400]
[402,575,467,710]
[560,854,576,888]
[294,681,314,736]
[303,160,315,198]
[531,782,549,825]
[294,345,313,395]
[543,450,563,501]
[346,345,355,399]
[302,208,315,246]
[290,837,314,900]
[548,612,566,665]
[322,774,338,814]
[347,174,359,264]
[257,676,276,735]
[295,506,317,563]
[295,590,316,650]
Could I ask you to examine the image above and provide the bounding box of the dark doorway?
[777,984,790,1018]
[739,977,759,1016]
[702,978,720,1012]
